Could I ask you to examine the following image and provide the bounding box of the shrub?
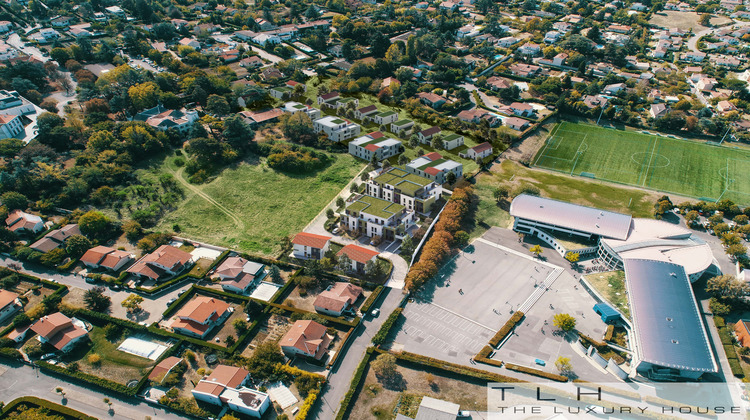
[728,358,744,378]
[604,325,614,342]
[87,354,101,366]
[474,345,503,367]
[489,311,524,347]
[372,308,402,346]
[504,363,568,382]
[360,286,383,314]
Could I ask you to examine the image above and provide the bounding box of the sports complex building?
[510,195,720,380]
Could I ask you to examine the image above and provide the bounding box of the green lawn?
[533,121,750,205]
[585,271,630,320]
[470,160,658,239]
[154,153,364,256]
[300,77,481,174]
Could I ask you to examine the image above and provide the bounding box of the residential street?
[6,33,48,63]
[0,254,185,324]
[312,288,404,420]
[0,362,186,420]
[47,71,78,116]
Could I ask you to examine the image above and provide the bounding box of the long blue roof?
[624,259,717,373]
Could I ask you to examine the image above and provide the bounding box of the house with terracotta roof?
[5,210,43,234]
[148,356,185,385]
[355,105,379,120]
[314,282,363,316]
[504,117,530,131]
[30,224,81,253]
[456,109,499,127]
[349,132,403,162]
[127,245,193,282]
[30,312,88,352]
[212,257,267,295]
[292,232,332,260]
[280,320,332,360]
[239,56,263,68]
[80,246,134,272]
[416,126,441,144]
[486,76,511,91]
[337,244,379,272]
[417,92,447,109]
[735,320,750,347]
[317,91,340,107]
[238,108,284,127]
[405,152,463,185]
[0,289,20,322]
[0,114,23,139]
[367,166,441,214]
[170,296,231,338]
[144,108,199,134]
[509,102,535,117]
[460,142,493,160]
[192,364,270,418]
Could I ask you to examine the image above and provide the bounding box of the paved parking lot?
[392,228,614,382]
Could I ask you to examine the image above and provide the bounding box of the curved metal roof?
[509,195,632,240]
[624,259,717,373]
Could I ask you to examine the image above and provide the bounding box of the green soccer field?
[533,121,750,205]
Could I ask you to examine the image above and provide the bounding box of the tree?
[529,245,543,257]
[128,82,161,110]
[122,220,142,241]
[121,294,144,312]
[699,13,711,26]
[565,252,579,265]
[706,275,749,300]
[1,192,27,210]
[246,341,284,379]
[206,94,230,116]
[336,197,345,208]
[685,210,700,227]
[654,195,673,217]
[269,265,283,284]
[233,319,248,333]
[65,235,92,258]
[493,186,509,203]
[555,356,573,376]
[84,286,111,312]
[553,313,576,332]
[371,353,397,379]
[400,234,415,257]
[223,114,254,150]
[338,252,352,271]
[78,211,111,237]
[726,243,748,261]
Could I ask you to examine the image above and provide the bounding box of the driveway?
[0,362,186,420]
[47,72,77,116]
[6,33,48,63]
[312,288,404,419]
[0,254,185,325]
[251,46,283,65]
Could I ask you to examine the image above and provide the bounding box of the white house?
[280,320,331,360]
[0,114,23,139]
[5,210,43,234]
[343,195,414,240]
[0,290,20,323]
[405,152,463,184]
[518,43,541,56]
[192,365,270,418]
[283,102,321,120]
[348,132,402,161]
[372,111,398,126]
[460,142,493,160]
[390,119,414,135]
[212,257,267,295]
[291,232,331,259]
[336,244,380,272]
[313,116,360,142]
[441,133,464,150]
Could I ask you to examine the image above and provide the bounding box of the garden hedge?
[1,396,97,420]
[270,269,302,303]
[295,389,319,420]
[718,327,733,345]
[372,307,402,346]
[57,257,79,272]
[714,316,726,328]
[489,311,525,347]
[504,363,568,382]
[136,273,199,295]
[473,345,503,368]
[360,286,384,314]
[162,285,198,317]
[604,325,614,342]
[0,347,22,360]
[391,350,522,383]
[728,358,744,378]
[335,347,374,420]
[327,326,356,369]
[36,361,137,396]
[577,332,608,350]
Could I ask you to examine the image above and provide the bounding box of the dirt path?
[168,166,246,229]
[500,117,558,162]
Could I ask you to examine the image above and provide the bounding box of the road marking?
[426,302,495,332]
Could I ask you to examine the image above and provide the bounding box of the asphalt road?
[312,288,404,420]
[0,362,186,420]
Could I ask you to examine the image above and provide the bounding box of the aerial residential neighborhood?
[0,0,749,419]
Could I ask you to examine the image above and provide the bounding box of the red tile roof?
[425,152,442,161]
[292,232,331,249]
[471,142,492,153]
[337,244,379,264]
[364,144,381,152]
[419,126,441,137]
[424,167,441,176]
[193,381,225,396]
[30,312,87,351]
[204,364,250,388]
[320,92,340,100]
[128,245,192,280]
[175,296,230,324]
[368,131,384,139]
[314,282,363,313]
[280,320,331,359]
[0,290,18,310]
[148,356,183,382]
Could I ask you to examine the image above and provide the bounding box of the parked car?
[166,298,177,306]
[178,289,187,296]
[332,227,341,235]
[371,308,380,317]
[85,276,97,284]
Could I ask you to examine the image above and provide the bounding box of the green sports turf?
[533,121,750,205]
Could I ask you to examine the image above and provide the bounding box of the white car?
[371,308,380,317]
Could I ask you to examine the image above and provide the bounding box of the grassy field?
[471,160,659,239]
[585,271,630,320]
[648,11,707,31]
[300,77,482,174]
[154,152,364,256]
[533,121,750,205]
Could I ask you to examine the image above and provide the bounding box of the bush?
[604,325,614,342]
[504,363,568,382]
[335,348,374,420]
[372,308,402,346]
[728,358,744,378]
[360,286,383,314]
[295,390,319,420]
[1,397,97,420]
[489,311,524,347]
[474,345,503,367]
[87,354,102,366]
